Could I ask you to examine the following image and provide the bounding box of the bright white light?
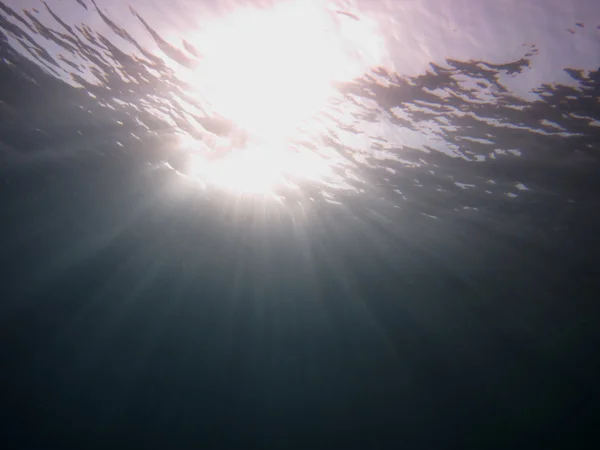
[182,138,334,195]
[173,1,387,194]
[184,0,385,139]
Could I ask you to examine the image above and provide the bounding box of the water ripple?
[1,0,599,223]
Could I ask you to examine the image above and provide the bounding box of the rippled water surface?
[1,0,599,447]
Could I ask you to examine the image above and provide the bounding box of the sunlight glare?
[186,1,385,138]
[174,1,387,195]
[182,138,334,195]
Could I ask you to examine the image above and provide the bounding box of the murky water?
[1,0,599,447]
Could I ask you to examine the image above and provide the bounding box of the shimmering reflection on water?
[1,0,599,214]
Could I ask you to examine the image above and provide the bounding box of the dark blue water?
[1,1,599,448]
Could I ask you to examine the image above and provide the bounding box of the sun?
[184,0,385,139]
[173,1,387,194]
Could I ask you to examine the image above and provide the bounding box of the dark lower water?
[1,0,599,448]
